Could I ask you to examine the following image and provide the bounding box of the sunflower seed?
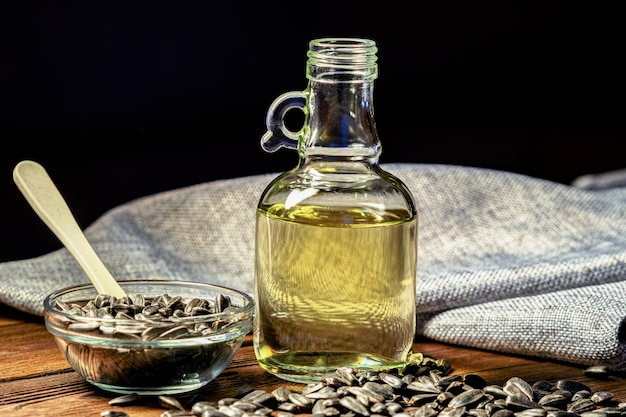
[448,389,485,408]
[591,391,614,404]
[159,395,185,410]
[108,393,140,406]
[100,411,129,417]
[504,377,534,402]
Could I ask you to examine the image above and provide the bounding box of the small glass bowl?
[43,280,254,395]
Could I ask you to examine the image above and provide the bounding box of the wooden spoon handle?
[13,160,127,298]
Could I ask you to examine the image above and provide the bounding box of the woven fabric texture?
[1,163,625,371]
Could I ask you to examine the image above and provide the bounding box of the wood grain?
[1,303,623,417]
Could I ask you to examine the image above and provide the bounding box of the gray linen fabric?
[1,163,625,371]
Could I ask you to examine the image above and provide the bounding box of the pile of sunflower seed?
[100,359,624,417]
[54,292,238,340]
[52,292,248,389]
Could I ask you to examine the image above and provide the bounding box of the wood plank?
[0,321,72,379]
[1,304,624,417]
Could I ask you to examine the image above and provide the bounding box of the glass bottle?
[254,38,418,383]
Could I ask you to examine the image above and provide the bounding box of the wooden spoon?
[13,160,127,298]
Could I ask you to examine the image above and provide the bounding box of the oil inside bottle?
[254,203,417,383]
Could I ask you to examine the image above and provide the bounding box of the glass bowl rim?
[43,279,254,346]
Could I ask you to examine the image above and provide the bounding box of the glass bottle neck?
[301,38,381,163]
[302,78,380,162]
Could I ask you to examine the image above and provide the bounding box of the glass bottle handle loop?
[260,91,306,153]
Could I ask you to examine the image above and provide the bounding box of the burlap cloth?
[1,163,624,371]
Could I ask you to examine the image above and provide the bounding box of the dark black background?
[1,1,624,262]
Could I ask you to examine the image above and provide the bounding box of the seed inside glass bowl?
[48,290,250,394]
[54,292,239,340]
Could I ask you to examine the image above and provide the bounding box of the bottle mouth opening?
[307,38,378,81]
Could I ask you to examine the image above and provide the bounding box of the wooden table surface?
[1,302,624,417]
